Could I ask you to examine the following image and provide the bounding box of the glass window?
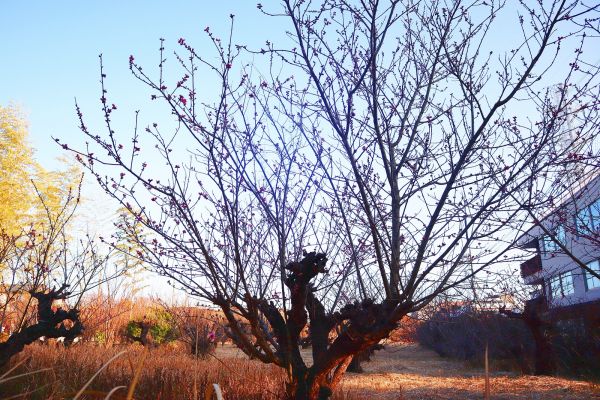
[575,207,588,234]
[584,260,600,291]
[576,200,600,234]
[561,271,575,296]
[550,275,562,299]
[549,271,576,298]
[590,199,600,230]
[555,225,566,245]
[542,234,561,252]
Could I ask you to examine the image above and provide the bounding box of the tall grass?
[1,344,361,399]
[2,344,286,399]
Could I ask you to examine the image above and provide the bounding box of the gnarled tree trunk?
[0,285,82,368]
[218,251,412,400]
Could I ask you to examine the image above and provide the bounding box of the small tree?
[64,1,600,398]
[0,184,121,367]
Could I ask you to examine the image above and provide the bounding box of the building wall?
[517,174,600,308]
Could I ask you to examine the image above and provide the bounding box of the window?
[550,275,562,299]
[576,207,592,233]
[591,199,600,229]
[584,260,600,291]
[556,224,566,245]
[576,198,600,234]
[549,270,576,299]
[542,225,565,253]
[561,271,575,296]
[542,235,558,252]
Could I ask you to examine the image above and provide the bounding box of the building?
[516,173,600,317]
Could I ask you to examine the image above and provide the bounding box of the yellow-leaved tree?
[0,104,78,235]
[0,105,34,234]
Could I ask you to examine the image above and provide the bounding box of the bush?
[150,309,178,344]
[416,305,600,378]
[552,318,600,379]
[92,330,108,345]
[416,306,534,372]
[389,316,422,343]
[124,308,178,345]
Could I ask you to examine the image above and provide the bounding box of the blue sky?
[0,1,284,168]
[0,1,287,297]
[2,1,590,171]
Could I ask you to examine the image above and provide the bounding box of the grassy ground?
[338,343,600,399]
[1,342,598,399]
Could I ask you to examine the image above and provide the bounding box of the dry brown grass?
[1,342,598,399]
[340,343,600,399]
[2,344,288,399]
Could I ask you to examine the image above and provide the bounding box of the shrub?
[416,306,534,372]
[124,308,178,345]
[389,316,422,343]
[417,305,600,378]
[552,318,600,379]
[92,330,108,345]
[150,309,178,344]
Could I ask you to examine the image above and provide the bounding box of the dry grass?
[1,342,598,399]
[2,344,288,399]
[340,343,600,399]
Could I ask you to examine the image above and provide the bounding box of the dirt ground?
[216,343,600,399]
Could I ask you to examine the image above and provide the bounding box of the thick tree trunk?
[218,253,411,400]
[286,356,352,400]
[528,321,555,375]
[0,320,80,367]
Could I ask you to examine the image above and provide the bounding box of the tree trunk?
[346,356,364,373]
[500,298,555,376]
[286,357,352,400]
[346,343,384,373]
[0,286,82,368]
[528,321,555,375]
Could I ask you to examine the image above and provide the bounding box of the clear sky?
[0,1,286,298]
[2,1,588,169]
[0,1,284,168]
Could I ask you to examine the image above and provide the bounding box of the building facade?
[517,173,600,312]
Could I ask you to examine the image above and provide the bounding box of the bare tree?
[62,1,600,398]
[0,182,121,367]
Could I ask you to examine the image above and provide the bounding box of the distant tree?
[0,106,125,366]
[499,300,555,375]
[112,207,149,295]
[64,1,600,398]
[346,343,384,373]
[124,307,178,346]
